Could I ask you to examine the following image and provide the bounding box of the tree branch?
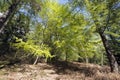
[0,0,21,33]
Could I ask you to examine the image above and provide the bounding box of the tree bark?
[99,32,119,73]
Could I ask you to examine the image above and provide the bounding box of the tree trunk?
[85,53,88,63]
[99,32,119,73]
[101,53,104,66]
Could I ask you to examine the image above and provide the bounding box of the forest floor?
[0,61,119,80]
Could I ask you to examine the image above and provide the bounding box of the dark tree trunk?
[0,0,21,33]
[99,32,119,73]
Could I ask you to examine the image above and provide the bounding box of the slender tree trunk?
[65,52,68,62]
[101,53,104,66]
[99,32,119,73]
[33,56,39,65]
[85,53,88,63]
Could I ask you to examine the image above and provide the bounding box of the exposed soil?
[0,61,119,80]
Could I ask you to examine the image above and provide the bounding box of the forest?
[0,0,120,80]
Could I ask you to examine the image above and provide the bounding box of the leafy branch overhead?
[11,37,53,59]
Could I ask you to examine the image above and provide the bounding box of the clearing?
[0,61,119,80]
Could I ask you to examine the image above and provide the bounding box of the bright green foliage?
[11,37,53,59]
[37,0,81,61]
[27,0,106,63]
[84,0,120,55]
[69,0,120,66]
